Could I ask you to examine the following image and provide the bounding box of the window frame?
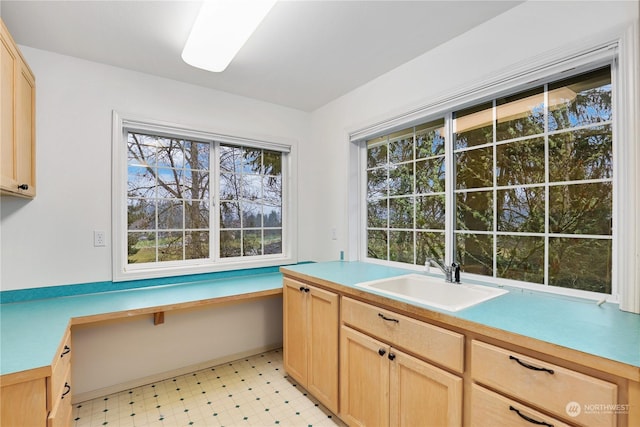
[351,32,639,312]
[112,112,297,282]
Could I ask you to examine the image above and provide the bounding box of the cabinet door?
[1,378,48,427]
[307,285,339,414]
[1,26,17,191]
[390,349,462,427]
[340,326,390,427]
[283,278,307,385]
[14,60,35,196]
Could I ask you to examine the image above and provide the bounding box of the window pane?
[456,190,493,232]
[128,232,156,263]
[416,157,445,194]
[243,230,262,256]
[158,232,183,261]
[264,206,282,227]
[416,231,445,267]
[185,231,208,260]
[455,147,493,189]
[184,141,210,170]
[263,150,282,176]
[264,229,282,255]
[416,195,445,230]
[389,231,414,264]
[388,128,413,163]
[128,199,155,230]
[456,233,493,276]
[549,237,611,294]
[497,187,545,233]
[549,125,612,182]
[242,148,262,174]
[242,201,263,227]
[184,171,209,200]
[220,230,241,257]
[548,67,612,131]
[157,138,185,168]
[497,235,544,284]
[367,230,388,260]
[128,137,156,167]
[185,201,209,229]
[453,102,493,149]
[368,199,388,228]
[158,200,183,229]
[220,173,240,200]
[549,182,612,235]
[220,145,242,173]
[367,136,387,169]
[389,197,413,229]
[496,87,544,141]
[127,166,155,198]
[220,201,240,228]
[416,119,445,158]
[367,168,388,199]
[388,163,413,196]
[156,167,184,198]
[496,137,545,186]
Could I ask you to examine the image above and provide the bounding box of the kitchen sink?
[355,274,508,312]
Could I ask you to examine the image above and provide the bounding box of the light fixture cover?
[182,0,277,72]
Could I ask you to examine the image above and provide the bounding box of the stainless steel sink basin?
[355,274,508,312]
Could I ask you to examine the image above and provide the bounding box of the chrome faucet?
[426,258,461,284]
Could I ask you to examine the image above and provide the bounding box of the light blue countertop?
[282,261,640,369]
[0,272,283,377]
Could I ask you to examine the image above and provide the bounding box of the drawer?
[471,340,617,427]
[48,364,72,427]
[470,383,572,427]
[50,328,71,399]
[341,297,464,373]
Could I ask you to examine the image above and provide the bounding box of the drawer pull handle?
[378,348,386,356]
[61,382,71,399]
[509,355,554,374]
[378,313,399,323]
[60,345,71,357]
[17,184,29,191]
[509,405,553,427]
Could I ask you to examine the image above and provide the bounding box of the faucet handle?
[452,263,461,283]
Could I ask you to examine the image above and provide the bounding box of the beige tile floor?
[72,349,344,427]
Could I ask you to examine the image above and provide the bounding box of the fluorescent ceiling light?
[182,0,277,73]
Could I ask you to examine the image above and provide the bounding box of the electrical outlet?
[94,230,106,247]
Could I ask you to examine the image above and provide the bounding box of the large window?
[365,66,614,296]
[114,116,292,280]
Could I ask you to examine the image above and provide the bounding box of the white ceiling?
[1,1,522,112]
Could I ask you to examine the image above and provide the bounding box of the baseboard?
[71,343,283,404]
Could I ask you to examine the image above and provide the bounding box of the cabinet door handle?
[378,348,386,356]
[388,353,396,361]
[299,286,305,291]
[303,287,310,293]
[509,405,553,427]
[509,356,554,374]
[61,382,71,399]
[17,184,29,190]
[60,345,71,358]
[378,313,399,323]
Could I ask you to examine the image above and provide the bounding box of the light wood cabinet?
[283,277,339,414]
[0,328,72,427]
[340,298,463,427]
[471,340,618,427]
[1,18,36,198]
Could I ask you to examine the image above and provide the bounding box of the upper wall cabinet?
[1,18,36,198]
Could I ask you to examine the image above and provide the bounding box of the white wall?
[0,46,309,291]
[302,0,640,263]
[72,295,283,401]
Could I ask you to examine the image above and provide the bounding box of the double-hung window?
[113,115,292,281]
[364,65,615,298]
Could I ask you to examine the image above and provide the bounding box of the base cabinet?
[283,278,339,414]
[340,326,462,427]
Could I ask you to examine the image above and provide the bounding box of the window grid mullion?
[544,83,550,287]
[492,99,498,278]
